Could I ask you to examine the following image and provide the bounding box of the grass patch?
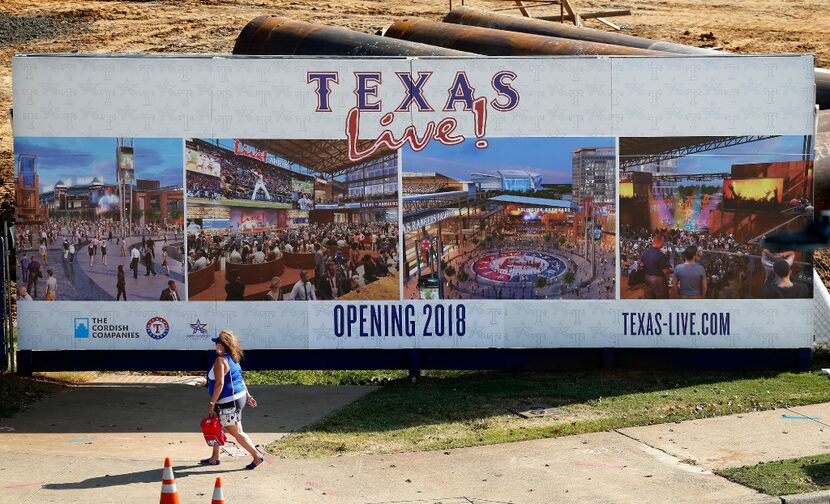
[0,374,66,418]
[33,371,98,384]
[718,453,830,496]
[244,370,411,386]
[267,370,830,458]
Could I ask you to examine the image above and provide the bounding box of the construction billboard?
[11,54,817,359]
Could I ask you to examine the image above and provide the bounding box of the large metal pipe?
[384,18,666,56]
[233,16,471,56]
[444,6,830,108]
[444,6,715,55]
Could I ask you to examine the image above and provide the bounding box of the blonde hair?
[216,329,245,363]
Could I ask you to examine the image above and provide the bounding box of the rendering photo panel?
[402,137,616,301]
[14,137,185,302]
[185,138,400,302]
[619,135,814,300]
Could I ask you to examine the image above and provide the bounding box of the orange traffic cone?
[159,457,180,504]
[211,477,224,504]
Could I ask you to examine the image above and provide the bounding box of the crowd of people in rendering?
[620,226,811,299]
[187,221,399,301]
[16,218,184,302]
[402,197,468,214]
[406,217,615,300]
[403,183,450,194]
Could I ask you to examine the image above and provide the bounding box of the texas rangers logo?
[146,317,170,340]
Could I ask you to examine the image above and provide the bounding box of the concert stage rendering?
[619,135,814,300]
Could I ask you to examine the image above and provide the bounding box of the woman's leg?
[207,443,220,462]
[224,423,260,462]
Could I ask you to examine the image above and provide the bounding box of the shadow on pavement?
[41,464,243,490]
[0,382,375,434]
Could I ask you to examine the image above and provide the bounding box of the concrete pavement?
[619,403,830,469]
[2,376,829,503]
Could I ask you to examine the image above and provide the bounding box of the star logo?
[189,319,208,337]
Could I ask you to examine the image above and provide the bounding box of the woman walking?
[101,240,108,266]
[202,330,263,469]
[116,264,127,301]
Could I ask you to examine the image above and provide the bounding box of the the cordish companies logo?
[188,319,209,339]
[74,318,90,339]
[76,317,140,339]
[146,317,170,340]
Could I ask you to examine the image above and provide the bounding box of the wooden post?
[514,0,531,17]
[596,17,621,30]
[561,0,583,27]
[538,9,631,22]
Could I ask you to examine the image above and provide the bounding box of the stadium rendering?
[186,139,400,301]
[402,137,616,300]
[469,170,543,192]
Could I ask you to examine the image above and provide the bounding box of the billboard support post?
[17,350,32,377]
[602,348,616,369]
[408,349,422,380]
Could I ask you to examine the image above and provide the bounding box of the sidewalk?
[2,377,828,503]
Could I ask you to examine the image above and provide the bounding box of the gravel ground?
[0,12,87,48]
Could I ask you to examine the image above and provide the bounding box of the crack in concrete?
[22,455,77,504]
[784,406,830,429]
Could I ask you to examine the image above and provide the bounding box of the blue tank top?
[207,355,246,403]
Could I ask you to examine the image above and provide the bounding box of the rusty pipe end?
[233,16,296,55]
[383,19,421,40]
[233,15,273,54]
[442,5,484,24]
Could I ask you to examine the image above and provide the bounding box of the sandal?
[199,458,221,466]
[245,457,264,470]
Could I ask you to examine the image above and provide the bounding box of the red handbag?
[200,416,226,446]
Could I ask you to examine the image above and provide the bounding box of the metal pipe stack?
[443,6,718,55]
[441,6,829,109]
[232,16,472,56]
[231,10,829,109]
[383,18,666,56]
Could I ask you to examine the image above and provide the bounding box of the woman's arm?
[207,357,226,416]
[243,374,257,407]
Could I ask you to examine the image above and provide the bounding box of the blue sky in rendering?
[402,137,614,184]
[672,136,808,175]
[13,137,183,192]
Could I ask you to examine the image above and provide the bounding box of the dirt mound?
[0,12,88,47]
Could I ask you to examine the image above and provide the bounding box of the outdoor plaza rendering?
[13,137,185,301]
[402,138,617,300]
